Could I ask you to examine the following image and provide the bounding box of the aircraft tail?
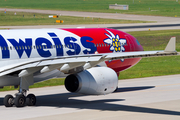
[164,37,176,52]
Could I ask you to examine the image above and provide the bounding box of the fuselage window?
[99,43,101,47]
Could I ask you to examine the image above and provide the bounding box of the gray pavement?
[0,74,180,120]
[1,23,180,32]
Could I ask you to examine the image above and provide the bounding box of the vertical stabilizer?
[164,37,176,52]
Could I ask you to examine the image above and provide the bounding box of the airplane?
[0,28,177,108]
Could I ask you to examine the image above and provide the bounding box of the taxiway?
[0,74,180,120]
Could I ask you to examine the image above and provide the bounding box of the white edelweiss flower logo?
[104,29,126,53]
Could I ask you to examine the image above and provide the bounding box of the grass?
[0,11,150,26]
[0,78,65,91]
[119,56,180,79]
[0,29,180,91]
[0,0,180,17]
[128,30,180,51]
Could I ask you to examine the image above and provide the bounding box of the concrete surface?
[0,74,180,120]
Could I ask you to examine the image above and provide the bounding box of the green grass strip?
[0,0,180,17]
[0,11,150,26]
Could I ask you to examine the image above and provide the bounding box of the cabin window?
[10,46,12,50]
